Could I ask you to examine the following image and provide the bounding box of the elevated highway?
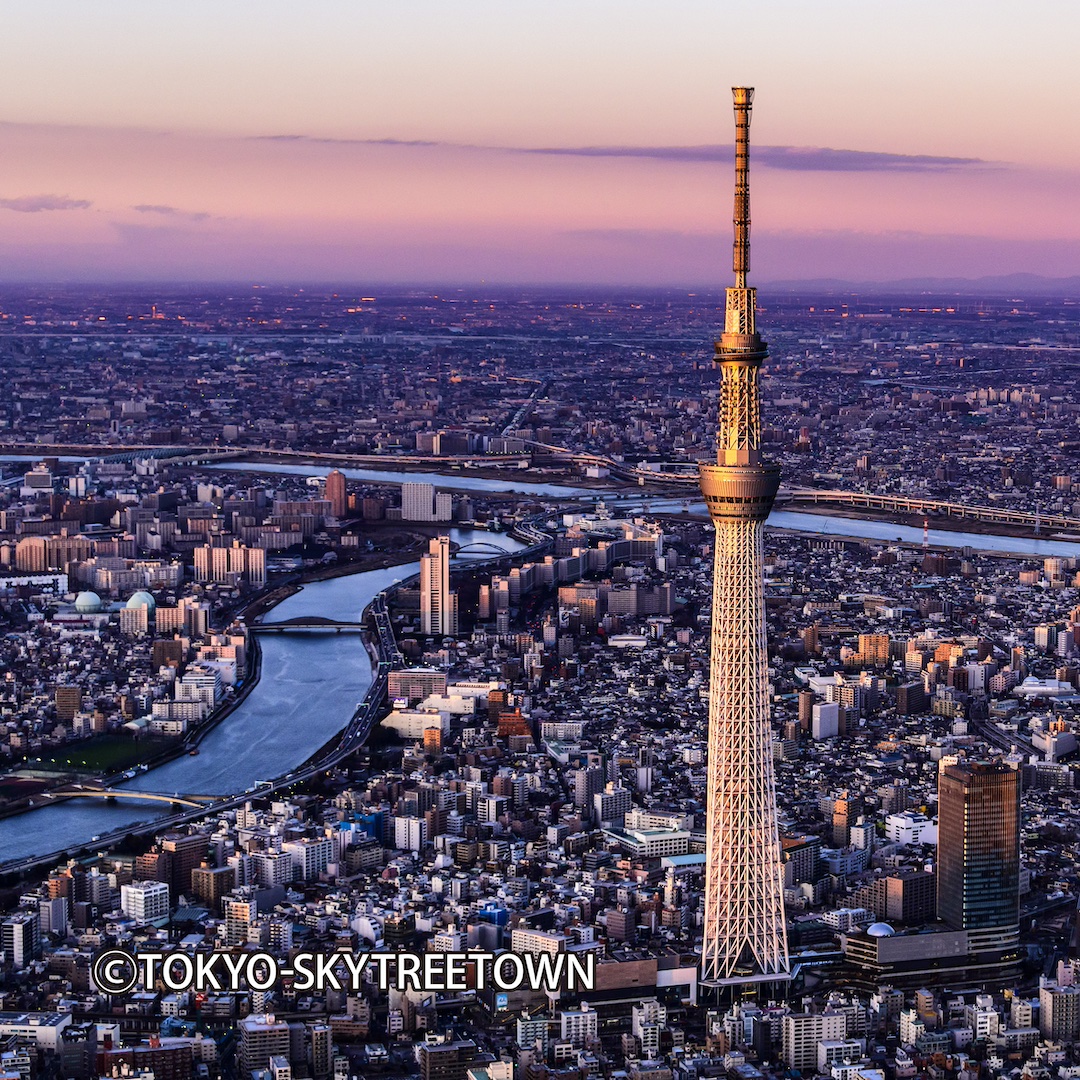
[10,438,1066,535]
[787,488,1080,533]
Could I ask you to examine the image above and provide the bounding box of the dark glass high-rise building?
[937,761,1020,933]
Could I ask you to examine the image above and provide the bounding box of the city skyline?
[3,1,1080,285]
[3,259,1080,1053]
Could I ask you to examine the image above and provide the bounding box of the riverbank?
[0,529,529,874]
[0,547,432,817]
[784,501,1068,542]
[763,524,1047,560]
[0,628,266,823]
[225,452,639,491]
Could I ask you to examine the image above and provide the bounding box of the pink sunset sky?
[2,0,1079,286]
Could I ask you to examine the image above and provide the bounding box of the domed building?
[866,922,895,937]
[126,590,156,613]
[74,591,103,614]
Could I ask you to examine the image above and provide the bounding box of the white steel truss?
[717,358,762,456]
[700,516,790,984]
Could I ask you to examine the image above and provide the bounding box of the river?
[205,463,1080,558]
[643,502,1080,560]
[204,460,599,497]
[8,454,1079,559]
[0,529,525,867]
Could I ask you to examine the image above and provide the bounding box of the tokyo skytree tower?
[698,88,790,988]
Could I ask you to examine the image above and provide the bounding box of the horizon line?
[2,273,1080,298]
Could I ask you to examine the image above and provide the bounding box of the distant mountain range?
[760,273,1080,296]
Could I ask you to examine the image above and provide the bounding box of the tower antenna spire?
[732,86,753,289]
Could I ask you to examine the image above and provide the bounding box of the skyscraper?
[937,761,1020,946]
[420,536,458,637]
[325,469,347,519]
[699,88,789,988]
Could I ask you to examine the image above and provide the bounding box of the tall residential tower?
[420,536,458,637]
[325,468,348,519]
[699,88,790,987]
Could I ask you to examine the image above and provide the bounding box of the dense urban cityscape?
[1,267,1080,1080]
[12,0,1080,1069]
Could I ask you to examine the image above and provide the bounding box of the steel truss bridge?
[454,541,516,556]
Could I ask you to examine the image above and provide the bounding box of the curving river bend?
[0,530,523,867]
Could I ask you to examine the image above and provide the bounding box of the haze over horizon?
[3,1,1079,287]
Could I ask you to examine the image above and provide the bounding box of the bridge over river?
[250,616,366,634]
[43,785,218,810]
[453,540,517,556]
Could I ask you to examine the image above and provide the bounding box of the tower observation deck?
[698,87,790,989]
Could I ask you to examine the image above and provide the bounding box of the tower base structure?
[698,973,794,1012]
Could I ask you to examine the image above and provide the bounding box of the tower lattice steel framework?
[699,87,790,988]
